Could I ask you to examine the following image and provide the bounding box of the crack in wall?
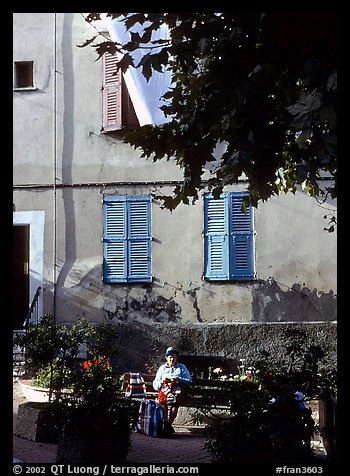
[187,288,203,322]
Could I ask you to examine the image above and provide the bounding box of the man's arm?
[152,365,165,391]
[179,364,192,385]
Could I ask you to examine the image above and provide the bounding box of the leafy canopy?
[81,13,336,212]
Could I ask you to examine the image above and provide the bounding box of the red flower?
[83,360,91,369]
[103,359,111,368]
[83,355,110,369]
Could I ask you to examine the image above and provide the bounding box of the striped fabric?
[125,372,147,398]
[136,398,164,437]
[157,383,182,404]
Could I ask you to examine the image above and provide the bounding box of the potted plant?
[14,314,78,442]
[56,354,132,464]
[14,314,86,403]
[13,314,133,462]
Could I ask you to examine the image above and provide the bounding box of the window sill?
[13,87,37,91]
[204,277,257,282]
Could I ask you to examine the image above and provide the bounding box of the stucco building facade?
[13,13,337,370]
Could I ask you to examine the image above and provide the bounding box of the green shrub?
[202,329,336,464]
[14,313,133,462]
[13,314,121,402]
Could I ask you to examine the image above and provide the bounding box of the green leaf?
[117,54,134,73]
[130,30,152,44]
[138,54,153,82]
[93,42,119,61]
[198,37,210,53]
[287,90,323,125]
[122,41,140,52]
[77,36,98,48]
[327,71,337,91]
[83,12,336,214]
[124,13,147,30]
[85,13,101,23]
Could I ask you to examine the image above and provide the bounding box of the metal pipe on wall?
[53,12,57,318]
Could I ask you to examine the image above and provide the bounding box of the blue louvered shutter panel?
[229,192,255,280]
[103,196,127,282]
[127,196,151,282]
[204,193,229,280]
[103,195,151,283]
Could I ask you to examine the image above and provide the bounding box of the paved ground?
[13,378,327,465]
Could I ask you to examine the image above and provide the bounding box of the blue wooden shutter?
[103,196,127,282]
[127,196,151,282]
[204,193,229,280]
[229,192,255,280]
[103,195,151,282]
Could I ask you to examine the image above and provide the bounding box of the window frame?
[203,191,256,281]
[102,194,152,283]
[14,61,35,90]
[102,52,140,132]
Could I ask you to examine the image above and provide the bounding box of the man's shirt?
[152,362,192,391]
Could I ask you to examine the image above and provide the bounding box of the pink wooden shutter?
[102,52,122,131]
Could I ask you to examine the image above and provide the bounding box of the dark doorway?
[13,225,30,330]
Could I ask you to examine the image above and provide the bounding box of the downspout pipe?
[53,12,57,318]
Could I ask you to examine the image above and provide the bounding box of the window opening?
[15,61,34,88]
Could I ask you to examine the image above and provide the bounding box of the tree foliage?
[81,12,336,213]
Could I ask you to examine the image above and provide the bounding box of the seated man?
[152,346,192,435]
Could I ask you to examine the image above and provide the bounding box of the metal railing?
[23,286,42,329]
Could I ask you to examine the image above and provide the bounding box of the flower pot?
[18,379,73,403]
[18,379,51,402]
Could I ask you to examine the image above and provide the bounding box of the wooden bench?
[121,372,232,409]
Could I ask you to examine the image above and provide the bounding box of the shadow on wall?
[56,13,77,293]
[52,264,183,324]
[252,278,336,322]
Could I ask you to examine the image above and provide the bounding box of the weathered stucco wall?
[13,183,337,325]
[13,13,337,334]
[44,184,336,325]
[252,279,336,322]
[101,321,337,375]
